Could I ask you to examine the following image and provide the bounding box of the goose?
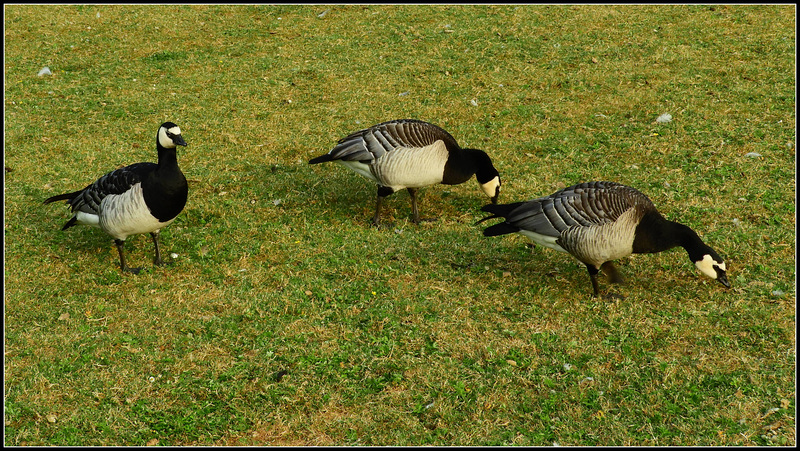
[43,121,188,274]
[479,181,730,297]
[309,119,501,226]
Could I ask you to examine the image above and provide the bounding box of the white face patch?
[158,126,183,148]
[695,254,725,280]
[480,176,501,199]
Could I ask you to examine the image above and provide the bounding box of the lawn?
[3,4,795,446]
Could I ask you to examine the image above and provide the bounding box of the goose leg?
[407,188,420,224]
[407,188,435,224]
[151,231,166,266]
[372,194,385,226]
[600,261,624,284]
[585,264,602,298]
[586,263,623,299]
[373,186,395,227]
[115,239,141,274]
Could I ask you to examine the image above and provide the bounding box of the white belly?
[557,211,639,267]
[370,143,448,190]
[98,184,173,240]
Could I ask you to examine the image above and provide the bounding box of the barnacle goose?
[44,122,188,274]
[479,181,730,297]
[309,119,501,226]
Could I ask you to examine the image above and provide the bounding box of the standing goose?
[44,121,188,274]
[309,119,501,226]
[479,181,730,297]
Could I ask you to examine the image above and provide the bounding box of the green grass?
[4,4,796,446]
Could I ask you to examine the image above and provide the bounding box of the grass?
[4,4,796,446]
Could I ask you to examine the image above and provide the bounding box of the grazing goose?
[309,119,501,226]
[44,122,188,274]
[479,181,730,297]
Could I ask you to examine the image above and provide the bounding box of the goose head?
[158,122,187,149]
[694,252,730,288]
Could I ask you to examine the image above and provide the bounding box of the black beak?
[174,135,187,147]
[716,269,731,288]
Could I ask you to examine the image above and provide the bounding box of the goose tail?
[43,189,82,205]
[476,202,526,236]
[309,153,335,164]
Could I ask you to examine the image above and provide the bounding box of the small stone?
[656,113,672,123]
[38,67,52,77]
[745,152,762,158]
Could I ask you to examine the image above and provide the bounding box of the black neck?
[443,147,496,184]
[143,144,187,222]
[156,144,181,173]
[632,210,709,261]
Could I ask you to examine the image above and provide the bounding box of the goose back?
[312,119,498,191]
[482,181,654,266]
[480,181,730,294]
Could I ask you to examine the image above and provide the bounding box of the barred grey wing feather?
[388,120,457,149]
[71,163,153,213]
[378,124,404,148]
[370,129,396,154]
[330,137,380,162]
[502,201,562,238]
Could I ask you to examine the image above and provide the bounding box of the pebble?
[656,113,672,123]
